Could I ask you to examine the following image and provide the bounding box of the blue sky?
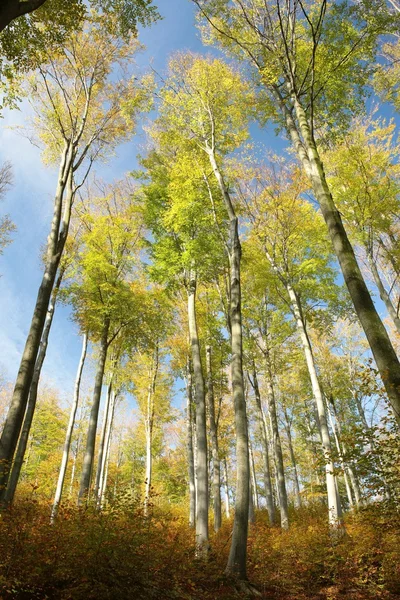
[0,0,393,413]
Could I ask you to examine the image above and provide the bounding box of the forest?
[0,0,400,598]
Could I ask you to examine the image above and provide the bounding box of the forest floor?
[0,498,399,600]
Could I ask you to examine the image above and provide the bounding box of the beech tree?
[0,20,151,499]
[154,53,255,579]
[242,279,292,528]
[239,159,344,526]
[66,180,145,503]
[193,0,400,428]
[325,117,400,336]
[139,143,225,554]
[51,332,87,520]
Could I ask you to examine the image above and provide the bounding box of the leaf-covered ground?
[0,499,399,599]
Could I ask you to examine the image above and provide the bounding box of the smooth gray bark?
[68,432,81,499]
[248,474,255,524]
[3,274,62,505]
[187,273,209,554]
[327,400,354,508]
[144,346,159,515]
[292,101,400,427]
[249,437,258,511]
[186,358,196,528]
[78,318,110,504]
[264,365,289,530]
[0,151,74,495]
[207,149,249,579]
[94,380,114,504]
[329,395,362,507]
[283,408,301,509]
[287,283,343,527]
[223,457,230,519]
[99,390,117,508]
[206,345,222,532]
[51,332,87,520]
[250,368,276,524]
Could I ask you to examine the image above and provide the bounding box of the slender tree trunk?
[223,457,230,519]
[0,147,74,493]
[264,359,289,529]
[99,391,117,508]
[329,396,362,507]
[144,346,159,516]
[366,250,400,336]
[206,345,222,532]
[78,317,110,504]
[248,474,255,523]
[113,440,123,500]
[248,437,258,511]
[3,272,63,504]
[130,450,135,495]
[250,367,276,524]
[98,387,118,507]
[69,433,80,499]
[326,401,354,508]
[206,148,249,580]
[186,358,196,528]
[283,408,301,509]
[94,380,113,503]
[51,333,88,520]
[293,102,400,426]
[287,283,343,527]
[187,272,208,554]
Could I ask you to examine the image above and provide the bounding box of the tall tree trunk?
[69,432,81,499]
[293,102,400,426]
[249,367,276,523]
[78,317,110,505]
[187,272,208,554]
[326,400,354,509]
[248,437,258,511]
[248,474,255,523]
[223,457,230,519]
[51,332,88,520]
[186,358,196,528]
[287,282,343,527]
[206,345,222,532]
[263,355,289,530]
[329,395,362,507]
[94,380,114,504]
[206,148,249,580]
[144,345,159,516]
[0,147,74,493]
[283,408,301,509]
[3,271,63,504]
[99,390,117,508]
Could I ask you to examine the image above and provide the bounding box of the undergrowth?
[0,497,399,599]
